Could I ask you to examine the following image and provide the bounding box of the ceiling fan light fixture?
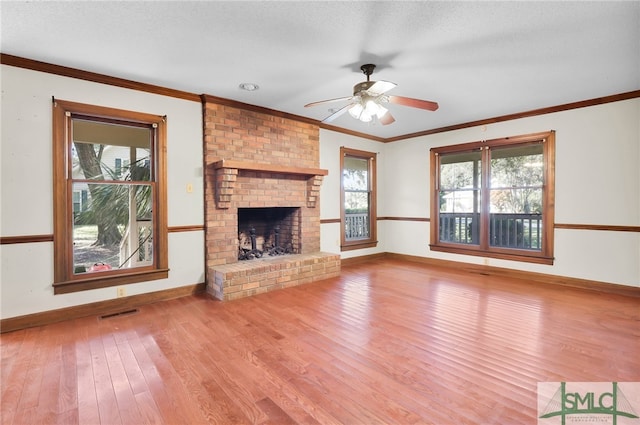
[364,99,380,116]
[349,97,386,123]
[348,102,364,119]
[348,102,373,122]
[360,112,373,123]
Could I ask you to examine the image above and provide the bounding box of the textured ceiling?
[2,1,639,139]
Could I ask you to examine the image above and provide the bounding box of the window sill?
[429,244,554,265]
[53,268,169,294]
[341,240,378,252]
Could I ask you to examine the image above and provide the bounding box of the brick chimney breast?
[202,98,339,300]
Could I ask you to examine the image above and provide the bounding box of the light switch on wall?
[186,183,193,193]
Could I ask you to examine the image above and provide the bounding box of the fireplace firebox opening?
[238,207,300,261]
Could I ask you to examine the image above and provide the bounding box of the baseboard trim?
[371,252,639,298]
[340,253,387,266]
[0,283,206,333]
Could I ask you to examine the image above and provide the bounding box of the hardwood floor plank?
[129,331,208,425]
[200,378,253,425]
[115,336,149,396]
[33,326,62,424]
[244,350,344,425]
[57,334,79,418]
[16,328,48,412]
[75,319,100,425]
[1,258,638,424]
[0,328,35,425]
[55,407,79,425]
[0,329,24,388]
[255,397,299,425]
[89,325,122,425]
[102,331,146,424]
[227,357,322,425]
[133,390,165,425]
[177,320,268,424]
[139,319,223,424]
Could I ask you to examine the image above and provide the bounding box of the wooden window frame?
[430,131,555,265]
[52,99,168,294]
[340,147,378,251]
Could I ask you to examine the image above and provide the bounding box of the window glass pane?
[489,188,542,250]
[438,190,480,245]
[489,188,542,215]
[439,189,481,214]
[439,151,481,190]
[73,182,153,274]
[488,213,542,250]
[345,215,370,240]
[72,119,151,182]
[439,151,481,245]
[344,191,370,240]
[489,144,543,250]
[344,191,369,213]
[343,157,369,190]
[72,142,151,182]
[490,144,543,189]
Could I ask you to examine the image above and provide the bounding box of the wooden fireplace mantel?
[212,160,328,177]
[212,160,327,209]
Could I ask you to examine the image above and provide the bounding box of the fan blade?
[367,80,397,96]
[321,103,354,123]
[379,111,396,126]
[304,96,353,108]
[388,95,439,111]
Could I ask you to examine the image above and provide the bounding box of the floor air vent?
[99,308,139,320]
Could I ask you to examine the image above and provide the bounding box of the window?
[341,147,377,251]
[52,100,168,294]
[430,131,555,264]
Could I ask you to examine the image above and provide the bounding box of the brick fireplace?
[202,96,340,300]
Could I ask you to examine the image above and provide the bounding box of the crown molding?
[3,53,638,143]
[1,53,201,102]
[385,90,640,142]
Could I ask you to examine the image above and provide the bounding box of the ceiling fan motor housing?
[354,64,378,95]
[353,81,376,96]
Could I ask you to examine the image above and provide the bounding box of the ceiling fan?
[304,64,439,126]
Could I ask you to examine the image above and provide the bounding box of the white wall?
[0,65,205,319]
[381,99,640,287]
[1,64,638,322]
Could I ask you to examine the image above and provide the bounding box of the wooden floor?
[1,258,639,424]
